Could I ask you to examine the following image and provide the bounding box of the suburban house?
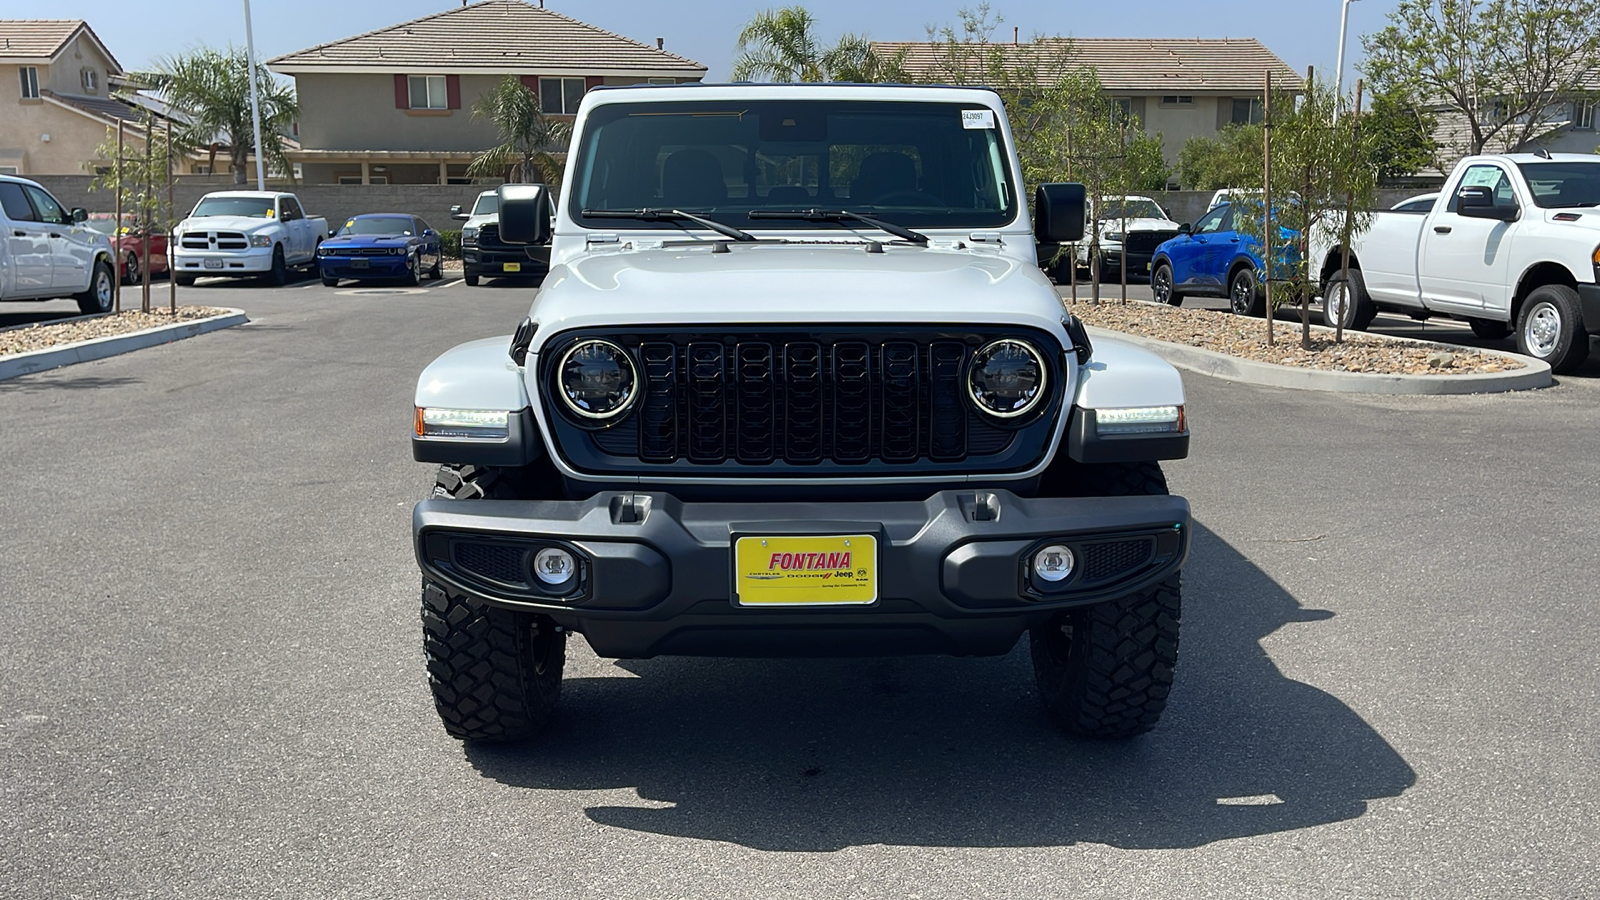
[877,37,1304,168]
[268,0,707,185]
[2,19,132,176]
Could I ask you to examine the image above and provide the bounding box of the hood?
[1096,217,1182,232]
[179,215,276,233]
[327,234,412,246]
[527,243,1069,343]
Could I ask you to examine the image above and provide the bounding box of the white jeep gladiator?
[410,83,1194,742]
[1320,152,1600,372]
[0,174,115,314]
[172,190,328,286]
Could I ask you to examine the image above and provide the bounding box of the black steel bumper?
[1579,284,1600,335]
[413,489,1190,659]
[462,244,549,278]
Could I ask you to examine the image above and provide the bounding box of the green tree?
[1362,87,1438,182]
[132,47,296,185]
[1363,0,1600,159]
[731,6,907,83]
[466,76,571,185]
[1176,125,1265,191]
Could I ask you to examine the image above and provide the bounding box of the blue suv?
[1150,203,1275,316]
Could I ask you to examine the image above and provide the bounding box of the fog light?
[532,547,576,586]
[1032,545,1075,583]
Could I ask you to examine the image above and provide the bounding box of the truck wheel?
[1517,285,1590,373]
[263,245,288,287]
[422,463,565,742]
[1228,267,1265,317]
[1322,268,1376,331]
[75,258,115,315]
[1030,576,1181,739]
[464,274,480,286]
[174,273,196,287]
[1151,262,1182,306]
[1468,318,1511,340]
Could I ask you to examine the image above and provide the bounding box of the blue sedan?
[1149,203,1297,317]
[318,214,443,286]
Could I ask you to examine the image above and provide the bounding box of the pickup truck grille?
[179,231,248,251]
[1122,231,1179,254]
[543,328,1063,477]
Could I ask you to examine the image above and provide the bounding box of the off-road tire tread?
[421,580,564,742]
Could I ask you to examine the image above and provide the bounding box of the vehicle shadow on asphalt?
[465,522,1416,851]
[0,374,142,392]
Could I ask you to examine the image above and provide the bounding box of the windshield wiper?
[582,208,757,242]
[748,208,929,244]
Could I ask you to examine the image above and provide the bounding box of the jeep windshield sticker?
[962,109,996,129]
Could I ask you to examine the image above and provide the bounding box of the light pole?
[242,0,266,190]
[1333,0,1361,122]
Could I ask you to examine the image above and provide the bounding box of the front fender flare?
[1065,338,1189,463]
[412,335,540,466]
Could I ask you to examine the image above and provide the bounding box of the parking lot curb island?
[0,308,249,383]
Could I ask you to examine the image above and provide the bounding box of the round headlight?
[557,339,637,420]
[968,339,1048,418]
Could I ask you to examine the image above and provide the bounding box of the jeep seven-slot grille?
[579,335,1028,467]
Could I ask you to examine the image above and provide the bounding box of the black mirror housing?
[1456,185,1517,222]
[497,184,552,245]
[71,207,88,223]
[1178,222,1192,235]
[1034,183,1087,243]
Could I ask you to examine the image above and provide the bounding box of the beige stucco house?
[877,37,1304,169]
[268,0,706,185]
[1,19,132,176]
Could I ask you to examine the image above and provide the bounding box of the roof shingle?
[268,0,704,75]
[0,19,120,71]
[876,38,1303,94]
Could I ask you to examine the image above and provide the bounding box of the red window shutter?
[519,74,539,91]
[585,75,604,92]
[446,75,461,110]
[394,74,408,109]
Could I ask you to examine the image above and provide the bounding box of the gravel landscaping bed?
[1069,300,1527,375]
[0,307,231,357]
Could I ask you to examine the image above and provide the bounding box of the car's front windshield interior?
[1516,162,1600,208]
[1099,199,1166,220]
[339,216,415,236]
[192,197,275,218]
[568,98,1017,231]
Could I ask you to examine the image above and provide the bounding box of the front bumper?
[173,247,274,275]
[414,489,1190,658]
[1580,284,1600,335]
[463,244,549,278]
[319,255,410,279]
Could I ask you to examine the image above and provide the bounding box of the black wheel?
[75,258,115,314]
[402,252,421,286]
[1322,268,1376,332]
[264,245,288,286]
[321,275,339,287]
[122,251,140,286]
[422,464,565,742]
[174,273,196,287]
[1516,284,1590,373]
[1029,460,1180,738]
[1152,262,1182,306]
[429,256,444,280]
[1469,317,1511,340]
[1228,266,1265,317]
[464,273,481,286]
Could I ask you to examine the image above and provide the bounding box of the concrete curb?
[1084,325,1553,395]
[0,308,248,382]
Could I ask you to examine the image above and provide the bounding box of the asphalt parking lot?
[3,277,1598,898]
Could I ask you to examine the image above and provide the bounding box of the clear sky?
[53,0,1404,86]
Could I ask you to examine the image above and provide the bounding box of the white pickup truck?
[1320,153,1600,372]
[172,191,328,286]
[0,174,116,314]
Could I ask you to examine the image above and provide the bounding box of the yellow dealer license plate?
[502,262,521,272]
[733,534,877,607]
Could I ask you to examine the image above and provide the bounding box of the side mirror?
[1457,185,1517,221]
[497,183,551,245]
[71,207,88,223]
[1177,223,1192,235]
[450,204,468,220]
[1034,183,1087,243]
[422,228,435,237]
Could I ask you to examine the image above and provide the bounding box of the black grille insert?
[1082,539,1154,581]
[452,542,527,585]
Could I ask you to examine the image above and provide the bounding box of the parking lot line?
[442,279,465,288]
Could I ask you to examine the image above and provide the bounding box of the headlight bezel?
[414,406,512,441]
[966,338,1050,421]
[249,234,273,248]
[554,338,639,424]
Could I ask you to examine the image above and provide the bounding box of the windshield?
[1098,199,1166,220]
[569,99,1017,231]
[338,216,415,236]
[1516,162,1600,208]
[84,216,128,235]
[471,194,499,216]
[192,197,275,218]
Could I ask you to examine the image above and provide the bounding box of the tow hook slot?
[970,492,999,522]
[611,493,649,524]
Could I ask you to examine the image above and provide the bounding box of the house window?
[0,166,17,176]
[19,66,39,99]
[81,68,99,92]
[541,77,586,114]
[408,75,448,110]
[1231,97,1264,125]
[1111,98,1133,124]
[1160,95,1194,106]
[1577,99,1597,131]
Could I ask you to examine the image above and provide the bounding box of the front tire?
[403,253,421,286]
[321,274,339,287]
[1152,262,1182,306]
[428,256,444,280]
[1517,285,1590,373]
[464,273,481,286]
[174,273,196,287]
[75,258,115,315]
[1229,266,1265,317]
[263,245,288,287]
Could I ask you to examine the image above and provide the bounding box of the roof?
[0,19,122,72]
[268,0,704,76]
[49,91,140,123]
[875,38,1303,94]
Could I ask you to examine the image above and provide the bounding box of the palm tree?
[732,7,908,84]
[133,47,297,184]
[466,76,570,184]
